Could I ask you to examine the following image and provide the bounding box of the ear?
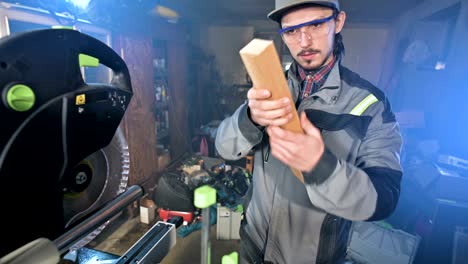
[335,11,346,34]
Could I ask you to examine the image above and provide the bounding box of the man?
[215,0,403,263]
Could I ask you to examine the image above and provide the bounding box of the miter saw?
[0,28,181,263]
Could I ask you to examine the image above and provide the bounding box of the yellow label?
[76,94,86,105]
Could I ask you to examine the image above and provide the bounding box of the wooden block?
[240,38,304,183]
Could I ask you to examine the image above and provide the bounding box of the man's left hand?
[266,112,325,172]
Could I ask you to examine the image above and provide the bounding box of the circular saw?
[0,28,132,256]
[63,126,130,228]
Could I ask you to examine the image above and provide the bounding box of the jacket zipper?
[264,143,270,162]
[317,214,338,264]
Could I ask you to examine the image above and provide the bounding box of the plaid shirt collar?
[297,55,336,99]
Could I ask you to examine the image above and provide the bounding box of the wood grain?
[240,38,304,183]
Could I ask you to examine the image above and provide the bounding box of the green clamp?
[6,84,35,112]
[222,252,238,264]
[194,185,216,209]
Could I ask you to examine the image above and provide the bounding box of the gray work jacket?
[215,62,403,264]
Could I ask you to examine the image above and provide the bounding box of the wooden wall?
[114,32,158,191]
[166,41,190,161]
[113,20,190,194]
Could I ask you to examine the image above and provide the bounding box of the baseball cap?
[268,0,340,22]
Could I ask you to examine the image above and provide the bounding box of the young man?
[215,0,403,263]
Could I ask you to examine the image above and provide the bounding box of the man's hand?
[267,112,324,172]
[247,87,293,127]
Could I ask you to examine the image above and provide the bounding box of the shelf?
[157,129,169,140]
[154,72,167,79]
[154,101,169,109]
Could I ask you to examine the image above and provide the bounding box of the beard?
[296,48,333,70]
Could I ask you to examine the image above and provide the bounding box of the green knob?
[6,84,35,112]
[194,185,216,209]
[222,252,238,264]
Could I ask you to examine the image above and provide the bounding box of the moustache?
[298,49,320,56]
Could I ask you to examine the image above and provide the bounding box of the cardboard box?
[140,198,156,224]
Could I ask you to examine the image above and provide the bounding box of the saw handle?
[75,30,132,93]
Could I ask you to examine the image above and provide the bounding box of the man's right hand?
[247,87,293,127]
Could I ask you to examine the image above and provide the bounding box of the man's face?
[281,6,346,70]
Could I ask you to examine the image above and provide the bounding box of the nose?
[299,29,312,47]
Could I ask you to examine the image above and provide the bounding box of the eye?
[283,28,298,35]
[310,22,323,28]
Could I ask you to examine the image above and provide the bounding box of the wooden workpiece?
[240,38,304,183]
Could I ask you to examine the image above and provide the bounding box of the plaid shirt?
[297,56,337,102]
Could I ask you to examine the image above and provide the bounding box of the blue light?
[69,0,91,8]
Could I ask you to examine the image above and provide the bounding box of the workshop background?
[0,0,468,263]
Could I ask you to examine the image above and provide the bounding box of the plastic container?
[347,221,420,264]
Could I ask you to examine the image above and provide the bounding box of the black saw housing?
[0,28,132,256]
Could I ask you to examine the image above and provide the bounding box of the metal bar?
[201,207,211,264]
[54,185,144,254]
